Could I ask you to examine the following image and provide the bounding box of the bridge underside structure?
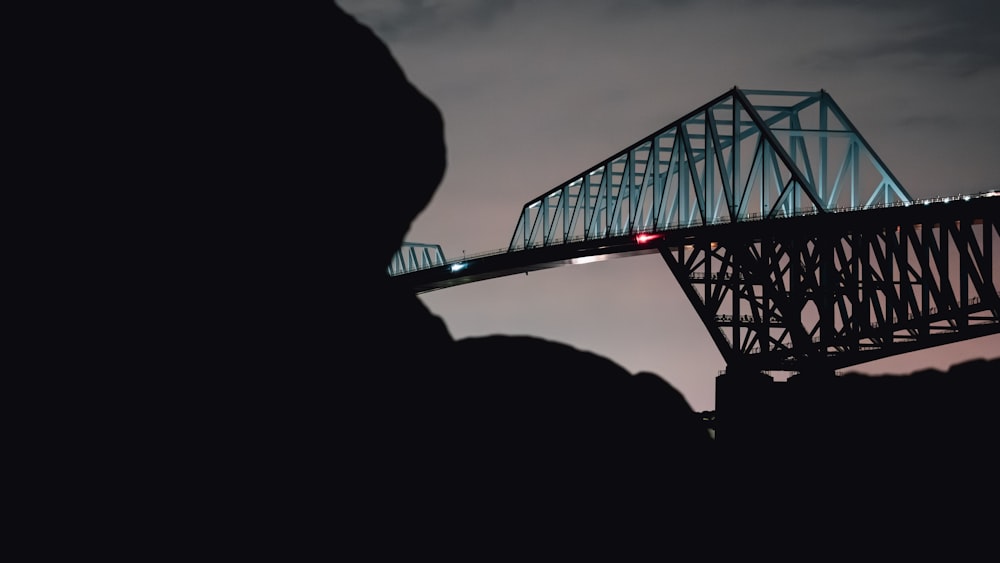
[394,88,999,374]
[662,196,999,373]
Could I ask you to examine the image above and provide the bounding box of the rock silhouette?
[321,2,716,555]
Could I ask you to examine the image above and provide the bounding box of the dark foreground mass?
[715,357,1000,558]
[40,3,998,560]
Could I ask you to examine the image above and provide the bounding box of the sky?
[339,0,1000,412]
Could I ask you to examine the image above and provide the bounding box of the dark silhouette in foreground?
[716,357,1000,557]
[50,2,998,559]
[56,2,714,556]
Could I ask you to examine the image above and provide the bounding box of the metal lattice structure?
[661,195,1000,372]
[388,242,447,276]
[509,88,911,251]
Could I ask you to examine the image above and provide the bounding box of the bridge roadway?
[393,191,1000,372]
[391,191,999,296]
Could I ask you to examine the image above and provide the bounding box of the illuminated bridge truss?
[388,242,447,276]
[510,87,911,251]
[662,195,1000,372]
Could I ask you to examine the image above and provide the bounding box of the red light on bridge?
[635,233,663,244]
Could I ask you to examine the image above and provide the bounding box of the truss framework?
[388,242,447,276]
[510,88,911,251]
[659,196,1000,372]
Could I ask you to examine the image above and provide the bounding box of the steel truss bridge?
[390,88,1000,374]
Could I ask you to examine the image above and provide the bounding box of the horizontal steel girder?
[660,195,1000,372]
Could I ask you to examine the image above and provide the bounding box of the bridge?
[389,87,1000,375]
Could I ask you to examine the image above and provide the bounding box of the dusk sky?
[340,0,1000,412]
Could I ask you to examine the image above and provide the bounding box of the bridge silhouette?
[390,87,1000,375]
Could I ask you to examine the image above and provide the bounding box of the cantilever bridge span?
[390,88,1000,374]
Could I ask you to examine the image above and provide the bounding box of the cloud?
[789,0,1000,77]
[337,0,519,41]
[341,0,1000,79]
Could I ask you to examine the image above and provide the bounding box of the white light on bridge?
[450,263,468,273]
[570,255,611,265]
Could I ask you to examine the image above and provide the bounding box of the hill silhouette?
[715,357,1000,557]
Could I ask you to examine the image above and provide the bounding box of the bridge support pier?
[714,368,775,447]
[715,367,839,451]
